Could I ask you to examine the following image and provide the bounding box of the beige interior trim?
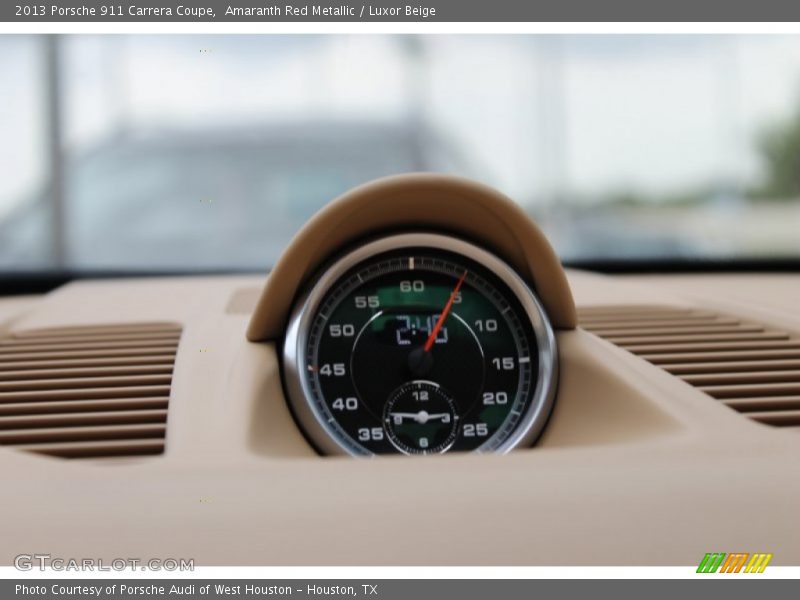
[0,273,799,564]
[246,173,576,341]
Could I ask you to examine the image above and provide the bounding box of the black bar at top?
[5,0,800,22]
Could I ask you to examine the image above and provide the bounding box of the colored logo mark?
[696,552,773,573]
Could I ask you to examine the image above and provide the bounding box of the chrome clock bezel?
[282,232,558,457]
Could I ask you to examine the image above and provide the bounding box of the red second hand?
[423,271,467,353]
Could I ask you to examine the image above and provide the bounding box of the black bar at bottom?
[3,579,798,600]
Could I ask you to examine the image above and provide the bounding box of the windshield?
[2,34,800,272]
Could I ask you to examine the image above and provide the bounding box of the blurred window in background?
[1,34,800,271]
[0,36,50,268]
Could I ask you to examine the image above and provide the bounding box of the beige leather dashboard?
[0,175,798,566]
[0,273,797,566]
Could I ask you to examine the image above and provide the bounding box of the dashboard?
[0,174,798,566]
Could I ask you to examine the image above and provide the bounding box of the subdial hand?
[389,410,452,425]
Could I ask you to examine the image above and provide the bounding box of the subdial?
[383,381,458,455]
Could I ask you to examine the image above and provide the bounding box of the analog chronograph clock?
[282,233,557,456]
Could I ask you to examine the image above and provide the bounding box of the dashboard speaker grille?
[0,323,181,458]
[578,306,800,429]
